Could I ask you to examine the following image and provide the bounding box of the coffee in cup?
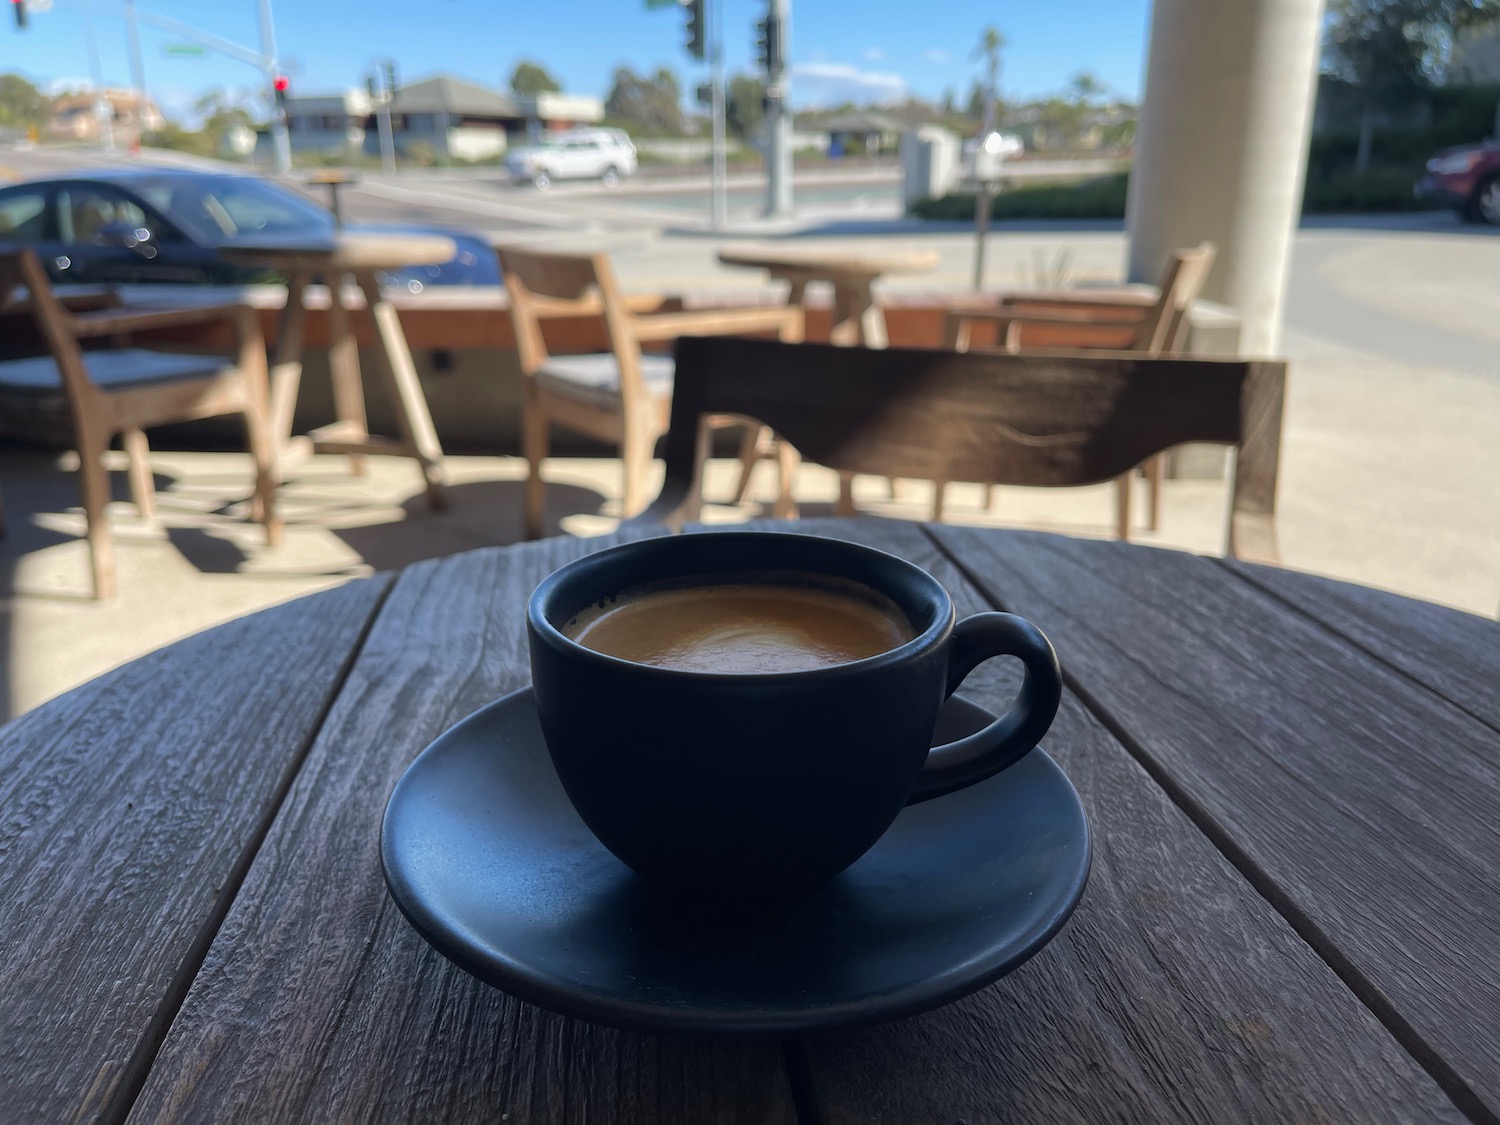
[562,571,916,674]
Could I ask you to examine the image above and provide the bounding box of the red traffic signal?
[272,75,290,92]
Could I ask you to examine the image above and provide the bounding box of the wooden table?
[223,233,454,508]
[718,245,939,347]
[305,171,357,227]
[3,521,1496,1124]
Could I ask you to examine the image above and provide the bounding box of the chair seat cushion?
[0,349,237,395]
[535,352,674,410]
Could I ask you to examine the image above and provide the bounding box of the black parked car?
[0,168,499,289]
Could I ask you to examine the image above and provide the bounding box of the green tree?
[0,73,50,131]
[725,73,766,141]
[509,60,562,96]
[605,66,685,134]
[1068,70,1106,105]
[1324,0,1500,170]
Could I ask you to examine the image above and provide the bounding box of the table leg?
[836,472,857,517]
[326,274,370,477]
[269,271,310,453]
[354,270,448,509]
[830,276,888,349]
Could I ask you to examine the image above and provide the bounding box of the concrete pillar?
[1126,0,1326,355]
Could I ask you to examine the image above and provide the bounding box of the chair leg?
[731,424,770,505]
[77,428,117,600]
[242,403,282,549]
[932,481,947,522]
[772,438,800,520]
[1115,471,1133,541]
[620,423,655,520]
[122,427,156,520]
[982,483,996,510]
[522,391,548,540]
[1145,453,1165,531]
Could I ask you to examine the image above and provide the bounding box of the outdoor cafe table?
[2,520,1497,1123]
[221,232,454,509]
[717,245,940,348]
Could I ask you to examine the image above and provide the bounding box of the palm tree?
[972,25,1006,134]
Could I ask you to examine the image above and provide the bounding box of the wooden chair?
[498,246,804,539]
[0,247,280,599]
[640,336,1284,564]
[942,242,1218,535]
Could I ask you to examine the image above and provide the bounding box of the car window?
[0,190,48,240]
[55,187,148,244]
[132,176,329,244]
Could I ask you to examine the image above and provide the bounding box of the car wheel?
[533,170,552,191]
[1470,175,1500,225]
[601,166,621,188]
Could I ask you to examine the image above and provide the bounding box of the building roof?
[807,110,907,135]
[388,74,521,118]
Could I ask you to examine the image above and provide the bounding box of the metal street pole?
[376,59,397,175]
[258,0,291,173]
[763,0,792,218]
[709,0,727,227]
[83,1,115,150]
[123,0,147,127]
[971,36,1001,290]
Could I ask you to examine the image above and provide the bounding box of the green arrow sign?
[644,0,679,8]
[164,43,208,57]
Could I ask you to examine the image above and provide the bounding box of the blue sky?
[2,0,1151,120]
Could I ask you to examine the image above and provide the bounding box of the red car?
[1415,143,1500,224]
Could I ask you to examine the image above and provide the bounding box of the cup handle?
[907,612,1062,804]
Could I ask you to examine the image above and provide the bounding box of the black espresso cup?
[527,532,1062,898]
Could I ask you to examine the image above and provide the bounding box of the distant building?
[283,89,372,159]
[376,74,524,162]
[517,92,605,142]
[47,88,164,145]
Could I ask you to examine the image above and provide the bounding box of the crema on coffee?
[563,572,915,674]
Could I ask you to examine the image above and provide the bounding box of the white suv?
[506,130,638,190]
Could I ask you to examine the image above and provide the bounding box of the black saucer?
[381,688,1090,1034]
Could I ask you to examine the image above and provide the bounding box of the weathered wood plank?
[0,576,390,1125]
[733,520,1460,1124]
[127,532,795,1125]
[1226,560,1500,732]
[930,524,1500,1122]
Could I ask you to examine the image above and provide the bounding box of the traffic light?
[683,0,705,61]
[755,10,783,75]
[12,0,27,31]
[273,74,290,113]
[383,60,398,97]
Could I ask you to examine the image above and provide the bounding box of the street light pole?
[123,0,147,130]
[258,0,291,173]
[763,0,792,218]
[83,1,115,150]
[709,0,727,227]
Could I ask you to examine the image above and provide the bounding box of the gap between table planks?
[928,523,1500,1125]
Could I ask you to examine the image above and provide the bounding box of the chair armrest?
[630,306,803,342]
[70,301,250,338]
[949,305,1146,329]
[998,288,1159,311]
